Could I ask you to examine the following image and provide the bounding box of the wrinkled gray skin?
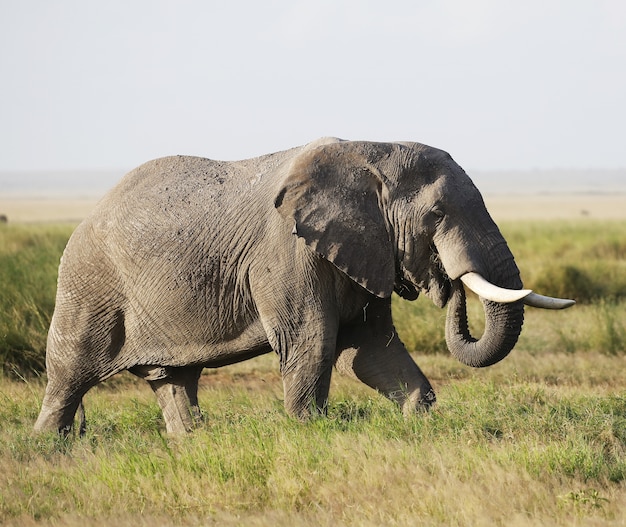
[35,138,526,434]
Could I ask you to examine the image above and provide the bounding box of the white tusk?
[460,272,532,303]
[523,292,576,310]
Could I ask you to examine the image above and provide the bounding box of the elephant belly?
[122,311,272,368]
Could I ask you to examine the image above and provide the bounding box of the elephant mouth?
[394,273,420,300]
[423,248,452,308]
[395,248,452,306]
[395,273,451,307]
[424,271,452,308]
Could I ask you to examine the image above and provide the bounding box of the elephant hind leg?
[34,385,87,435]
[35,298,128,434]
[35,345,103,435]
[131,366,203,433]
[34,360,101,435]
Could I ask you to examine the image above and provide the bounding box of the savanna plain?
[0,195,625,526]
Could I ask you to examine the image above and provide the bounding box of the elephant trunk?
[444,278,525,368]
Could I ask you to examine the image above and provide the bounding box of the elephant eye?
[432,208,445,222]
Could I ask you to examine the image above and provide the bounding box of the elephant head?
[276,140,573,368]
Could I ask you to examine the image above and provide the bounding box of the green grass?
[0,358,624,526]
[0,219,625,525]
[0,224,74,374]
[502,220,626,303]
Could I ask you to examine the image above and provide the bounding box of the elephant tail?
[77,400,87,436]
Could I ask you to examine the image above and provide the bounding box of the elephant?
[34,138,574,434]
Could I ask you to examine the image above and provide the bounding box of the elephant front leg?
[280,342,335,419]
[335,300,436,415]
[253,259,339,420]
[335,342,436,414]
[262,319,337,420]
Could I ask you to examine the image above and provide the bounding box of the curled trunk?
[445,280,525,368]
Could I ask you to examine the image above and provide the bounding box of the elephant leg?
[35,343,104,435]
[280,341,336,420]
[180,366,203,424]
[252,254,341,419]
[34,384,86,435]
[131,365,203,433]
[335,342,436,414]
[335,299,436,415]
[35,368,99,436]
[35,299,127,435]
[149,379,195,433]
[259,311,337,419]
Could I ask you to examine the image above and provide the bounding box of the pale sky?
[1,0,625,172]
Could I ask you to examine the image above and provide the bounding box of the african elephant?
[34,138,574,434]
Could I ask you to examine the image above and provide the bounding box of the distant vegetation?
[0,224,73,374]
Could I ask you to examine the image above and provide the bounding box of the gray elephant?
[34,138,573,434]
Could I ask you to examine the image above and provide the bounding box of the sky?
[1,0,625,172]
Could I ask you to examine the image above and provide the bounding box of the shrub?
[534,265,599,304]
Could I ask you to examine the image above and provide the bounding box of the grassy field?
[0,219,625,526]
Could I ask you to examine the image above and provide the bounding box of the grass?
[1,358,624,526]
[0,223,73,373]
[0,219,625,525]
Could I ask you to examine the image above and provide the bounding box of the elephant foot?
[401,386,437,416]
[189,403,204,425]
[281,367,332,421]
[34,398,82,436]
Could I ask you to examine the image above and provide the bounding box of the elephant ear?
[274,143,395,298]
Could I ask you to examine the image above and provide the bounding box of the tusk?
[460,272,532,303]
[523,292,576,310]
[460,272,576,309]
